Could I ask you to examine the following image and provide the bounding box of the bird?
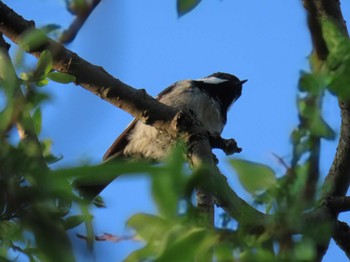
[103,72,246,162]
[78,72,246,199]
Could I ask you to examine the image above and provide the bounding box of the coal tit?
[103,72,247,161]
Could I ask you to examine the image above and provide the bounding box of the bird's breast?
[123,83,224,159]
[160,85,224,134]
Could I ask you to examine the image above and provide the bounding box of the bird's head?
[195,72,247,120]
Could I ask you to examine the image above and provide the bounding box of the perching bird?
[103,72,246,161]
[79,72,246,199]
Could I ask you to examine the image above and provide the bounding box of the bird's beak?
[239,79,248,85]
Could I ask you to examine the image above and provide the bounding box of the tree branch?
[325,196,350,213]
[211,169,267,231]
[0,2,181,135]
[188,133,216,227]
[333,220,350,259]
[303,0,350,260]
[60,0,101,44]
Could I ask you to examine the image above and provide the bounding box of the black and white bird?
[78,72,246,198]
[103,72,246,161]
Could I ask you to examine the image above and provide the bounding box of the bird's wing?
[102,118,138,161]
[102,83,179,161]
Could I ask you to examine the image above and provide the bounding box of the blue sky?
[3,0,350,261]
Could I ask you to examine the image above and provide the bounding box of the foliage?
[230,159,276,195]
[0,40,81,261]
[0,1,350,262]
[177,0,201,16]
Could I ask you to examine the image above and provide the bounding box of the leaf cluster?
[0,39,81,261]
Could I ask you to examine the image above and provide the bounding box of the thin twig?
[271,152,290,170]
[60,0,102,44]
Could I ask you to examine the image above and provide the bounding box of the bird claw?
[209,133,242,155]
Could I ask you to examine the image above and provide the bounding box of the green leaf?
[297,97,314,119]
[36,78,49,87]
[45,154,64,164]
[19,29,47,52]
[35,50,53,77]
[20,72,32,81]
[322,19,348,54]
[92,196,106,208]
[0,105,18,134]
[127,214,217,262]
[127,213,169,241]
[240,248,276,262]
[61,161,156,189]
[152,144,186,218]
[156,227,217,262]
[294,239,316,261]
[40,139,63,164]
[57,198,72,216]
[298,72,329,95]
[41,139,53,157]
[47,72,76,84]
[152,172,178,218]
[321,20,350,100]
[20,51,53,84]
[297,98,335,140]
[125,246,155,262]
[80,204,94,250]
[328,62,350,100]
[289,163,309,196]
[229,159,277,195]
[0,221,22,242]
[40,24,61,34]
[290,127,306,144]
[293,139,310,161]
[308,114,336,139]
[26,92,51,108]
[32,108,42,135]
[214,243,235,261]
[28,212,75,262]
[177,0,201,17]
[0,52,19,96]
[69,0,88,13]
[63,215,86,230]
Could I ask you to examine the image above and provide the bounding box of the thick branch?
[326,196,350,213]
[188,133,216,227]
[211,170,267,231]
[324,100,350,197]
[0,2,180,135]
[333,221,350,259]
[188,135,267,229]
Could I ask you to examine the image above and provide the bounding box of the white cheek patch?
[196,76,229,84]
